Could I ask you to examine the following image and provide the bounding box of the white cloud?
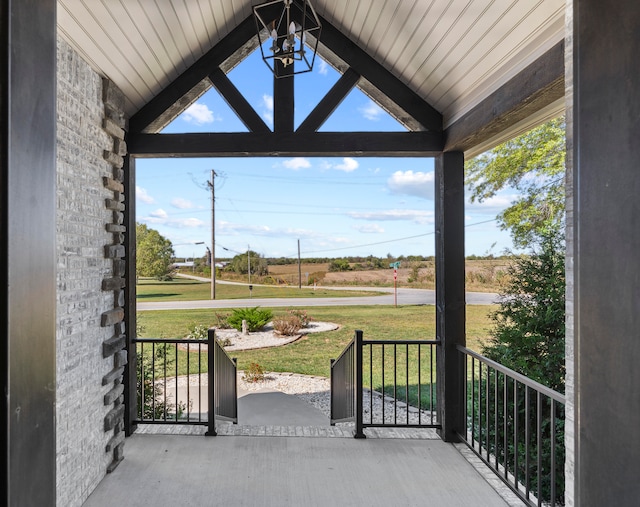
[140,209,204,229]
[182,102,215,125]
[466,194,516,213]
[217,221,318,239]
[283,157,312,170]
[171,197,194,209]
[317,59,329,76]
[335,157,359,172]
[262,94,274,125]
[387,170,435,200]
[176,218,205,228]
[359,100,384,121]
[136,186,155,204]
[348,209,434,225]
[353,224,385,234]
[149,208,168,219]
[320,157,359,172]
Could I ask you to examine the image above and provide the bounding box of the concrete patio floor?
[82,431,524,507]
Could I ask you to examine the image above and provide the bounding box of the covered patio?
[3,1,640,506]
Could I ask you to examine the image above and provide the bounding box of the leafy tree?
[226,250,268,276]
[465,117,565,248]
[482,230,565,392]
[136,223,174,280]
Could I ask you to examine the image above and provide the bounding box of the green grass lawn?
[137,305,496,379]
[137,277,384,301]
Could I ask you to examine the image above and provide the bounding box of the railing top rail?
[458,345,565,404]
[362,339,440,346]
[332,337,355,364]
[135,337,207,345]
[209,329,237,362]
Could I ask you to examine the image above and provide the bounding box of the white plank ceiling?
[57,0,565,136]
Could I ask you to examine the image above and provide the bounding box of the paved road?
[138,282,498,311]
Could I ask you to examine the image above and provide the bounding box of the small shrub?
[242,362,265,383]
[214,312,232,329]
[272,314,303,336]
[227,307,273,332]
[186,323,209,340]
[287,309,312,327]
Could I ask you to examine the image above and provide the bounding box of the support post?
[206,329,217,436]
[1,1,57,504]
[435,151,466,443]
[569,0,640,504]
[124,153,138,436]
[354,330,366,439]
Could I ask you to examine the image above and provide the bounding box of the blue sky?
[136,50,517,260]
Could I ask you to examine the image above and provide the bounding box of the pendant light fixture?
[253,0,322,78]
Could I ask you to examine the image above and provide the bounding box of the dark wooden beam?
[129,16,257,134]
[317,15,442,133]
[444,40,565,153]
[274,64,294,132]
[208,67,270,133]
[297,67,360,133]
[128,131,443,157]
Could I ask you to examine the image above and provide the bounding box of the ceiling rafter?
[129,15,257,134]
[316,14,443,133]
[208,67,270,133]
[297,67,361,133]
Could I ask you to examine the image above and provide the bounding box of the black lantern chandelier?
[253,0,322,78]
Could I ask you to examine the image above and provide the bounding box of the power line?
[283,218,498,257]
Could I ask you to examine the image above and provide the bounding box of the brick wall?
[56,37,128,507]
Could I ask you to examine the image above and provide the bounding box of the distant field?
[260,259,512,292]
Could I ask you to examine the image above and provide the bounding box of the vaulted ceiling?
[57,0,565,155]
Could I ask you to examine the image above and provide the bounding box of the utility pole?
[298,239,302,289]
[208,170,216,299]
[247,244,252,298]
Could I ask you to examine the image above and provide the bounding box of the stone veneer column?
[100,79,129,472]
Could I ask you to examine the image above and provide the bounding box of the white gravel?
[217,321,340,351]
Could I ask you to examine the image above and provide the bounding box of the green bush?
[227,307,272,332]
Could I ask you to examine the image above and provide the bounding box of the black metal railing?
[330,335,356,425]
[458,346,565,507]
[359,332,440,435]
[134,334,212,428]
[331,330,441,438]
[210,329,238,434]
